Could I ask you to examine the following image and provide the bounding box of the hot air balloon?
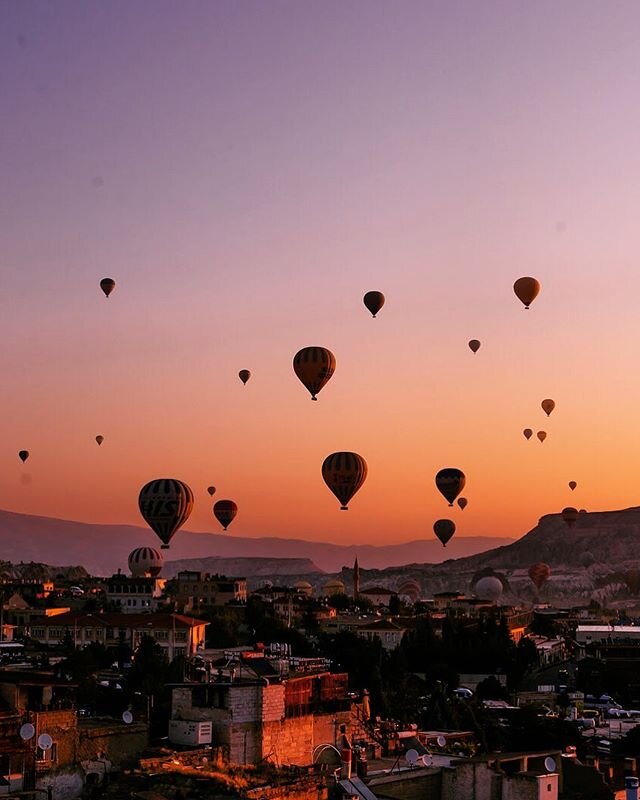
[435,468,465,506]
[100,278,116,298]
[128,547,163,577]
[468,340,481,354]
[363,291,385,318]
[457,497,468,510]
[579,551,595,568]
[138,478,194,549]
[18,450,29,463]
[568,481,577,491]
[528,562,550,590]
[433,519,456,547]
[293,347,336,400]
[213,499,237,531]
[541,399,555,416]
[475,576,503,602]
[562,507,579,527]
[95,435,104,446]
[238,370,251,385]
[523,428,533,440]
[207,486,216,497]
[322,452,368,510]
[537,431,547,443]
[513,277,540,309]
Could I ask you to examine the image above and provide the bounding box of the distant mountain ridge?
[0,508,512,575]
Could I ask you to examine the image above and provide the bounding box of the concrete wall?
[76,722,148,766]
[369,769,442,800]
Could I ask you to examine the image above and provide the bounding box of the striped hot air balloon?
[293,347,336,400]
[322,452,368,510]
[138,478,194,549]
[128,546,164,577]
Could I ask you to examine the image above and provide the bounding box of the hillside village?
[3,514,640,800]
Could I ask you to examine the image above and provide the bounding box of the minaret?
[353,556,360,600]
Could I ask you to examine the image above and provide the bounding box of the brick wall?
[35,710,77,770]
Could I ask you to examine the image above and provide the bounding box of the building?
[105,574,166,613]
[358,587,397,608]
[166,571,247,611]
[169,670,354,766]
[27,612,208,659]
[356,618,406,651]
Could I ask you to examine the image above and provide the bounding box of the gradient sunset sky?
[2,0,640,549]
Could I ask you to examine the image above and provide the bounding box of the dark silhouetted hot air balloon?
[100,278,116,298]
[562,506,579,527]
[238,370,251,385]
[523,428,533,440]
[18,450,29,463]
[468,339,481,354]
[293,347,336,400]
[363,291,385,318]
[138,478,194,549]
[579,551,595,568]
[322,452,368,510]
[207,486,216,496]
[528,562,550,590]
[435,468,465,506]
[95,435,104,446]
[457,497,468,510]
[513,277,540,309]
[579,508,587,514]
[541,399,555,416]
[214,499,237,530]
[433,519,455,547]
[568,481,577,491]
[537,431,547,443]
[128,547,163,577]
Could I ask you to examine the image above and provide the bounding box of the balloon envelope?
[238,370,251,385]
[562,506,579,527]
[457,497,468,510]
[537,431,547,443]
[363,291,385,318]
[468,339,481,353]
[523,428,533,440]
[322,452,368,510]
[541,399,555,416]
[128,546,163,577]
[513,277,540,309]
[207,486,216,496]
[433,519,456,547]
[138,479,194,549]
[293,347,336,400]
[214,499,238,530]
[528,562,551,590]
[100,278,116,298]
[18,450,29,463]
[475,576,503,602]
[568,481,577,491]
[435,468,465,506]
[95,435,104,446]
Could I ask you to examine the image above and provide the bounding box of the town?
[1,548,639,800]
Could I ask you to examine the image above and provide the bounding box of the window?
[174,646,187,656]
[175,630,187,642]
[32,628,45,638]
[156,630,168,640]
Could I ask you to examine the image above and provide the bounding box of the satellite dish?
[544,756,557,772]
[122,711,133,724]
[37,733,53,751]
[420,754,433,767]
[405,748,419,765]
[437,735,446,748]
[20,723,35,741]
